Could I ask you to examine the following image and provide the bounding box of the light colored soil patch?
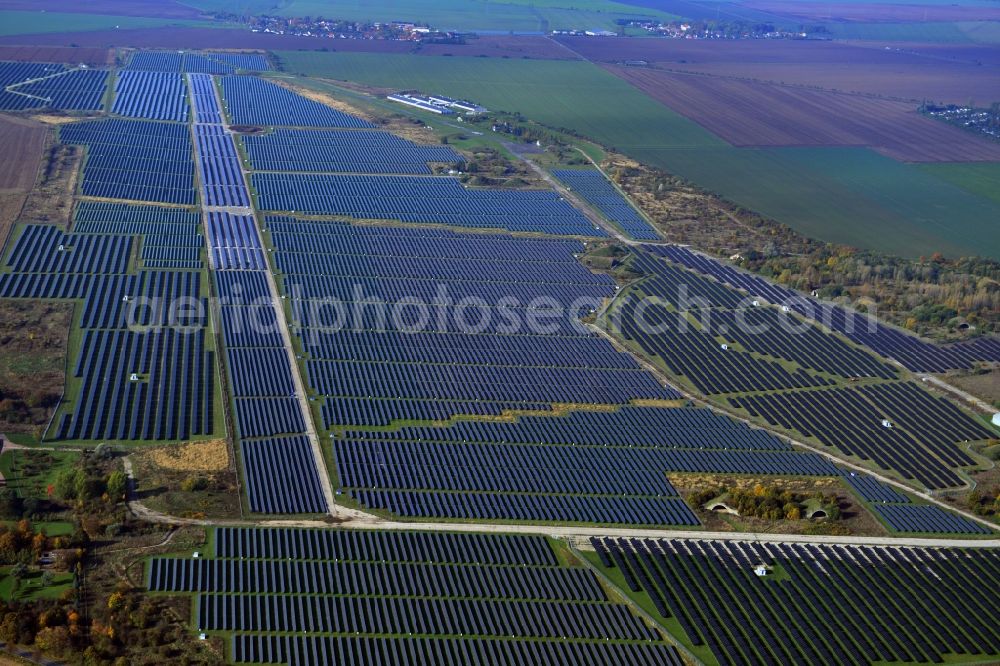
[669,473,843,495]
[148,439,229,473]
[28,114,80,125]
[937,368,1000,408]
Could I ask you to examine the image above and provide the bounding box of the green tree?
[106,471,127,502]
[53,469,79,502]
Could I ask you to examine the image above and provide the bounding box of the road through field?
[119,458,1000,549]
[189,73,339,516]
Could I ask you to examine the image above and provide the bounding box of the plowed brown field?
[609,66,1000,162]
[559,36,1000,104]
[0,45,111,66]
[744,0,1000,22]
[0,114,46,191]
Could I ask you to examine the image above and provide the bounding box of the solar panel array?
[113,70,188,121]
[839,470,910,504]
[148,528,684,666]
[337,405,836,525]
[873,504,989,534]
[731,382,994,489]
[208,53,271,71]
[60,118,196,205]
[594,537,1000,666]
[189,85,326,514]
[647,244,1000,372]
[0,61,63,109]
[0,203,216,441]
[220,76,373,127]
[241,128,461,174]
[206,211,266,270]
[126,51,271,74]
[616,250,896,395]
[268,217,675,429]
[553,169,659,240]
[254,174,603,236]
[194,124,250,207]
[5,68,107,110]
[617,248,997,490]
[837,469,989,534]
[188,73,222,124]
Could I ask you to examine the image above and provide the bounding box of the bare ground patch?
[0,301,71,435]
[936,367,1000,407]
[17,143,80,227]
[148,439,229,473]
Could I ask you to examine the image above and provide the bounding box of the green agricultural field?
[824,19,1000,43]
[278,51,1000,259]
[275,52,724,152]
[644,146,1000,259]
[0,10,222,37]
[919,161,1000,205]
[187,0,673,32]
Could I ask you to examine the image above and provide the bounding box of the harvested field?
[867,42,1000,66]
[744,0,1000,22]
[654,60,1000,105]
[556,34,940,65]
[0,114,46,191]
[0,0,204,19]
[148,439,229,473]
[609,66,1000,162]
[416,35,578,59]
[0,45,111,65]
[558,36,1000,103]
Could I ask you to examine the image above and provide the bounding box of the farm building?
[388,92,486,115]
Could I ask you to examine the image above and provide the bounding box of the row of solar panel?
[352,489,700,526]
[126,51,271,74]
[252,173,603,236]
[148,557,604,600]
[241,128,460,174]
[647,243,1000,372]
[231,635,683,666]
[596,537,1000,666]
[553,169,659,240]
[113,70,188,121]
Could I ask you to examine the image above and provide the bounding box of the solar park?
[647,244,1000,372]
[590,538,1000,666]
[609,246,998,491]
[147,528,684,666]
[0,202,217,441]
[0,48,998,666]
[0,63,108,111]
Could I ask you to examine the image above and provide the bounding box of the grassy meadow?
[0,10,222,36]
